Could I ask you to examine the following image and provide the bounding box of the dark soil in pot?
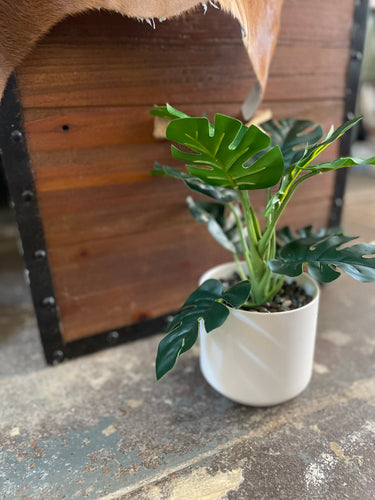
[222,272,313,313]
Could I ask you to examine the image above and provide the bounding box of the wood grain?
[15,1,354,342]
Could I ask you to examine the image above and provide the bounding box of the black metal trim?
[331,0,369,226]
[0,74,173,364]
[0,74,66,364]
[64,314,170,360]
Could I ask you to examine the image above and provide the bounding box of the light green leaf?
[296,116,363,170]
[166,114,284,190]
[306,156,375,173]
[150,103,190,121]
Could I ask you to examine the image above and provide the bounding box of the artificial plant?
[150,104,375,379]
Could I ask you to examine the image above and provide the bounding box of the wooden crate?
[0,0,365,362]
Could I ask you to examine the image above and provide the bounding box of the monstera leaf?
[152,163,239,203]
[156,279,251,379]
[166,114,284,190]
[270,226,375,283]
[261,118,323,167]
[276,225,344,245]
[186,197,242,254]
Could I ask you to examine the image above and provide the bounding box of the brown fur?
[0,0,284,102]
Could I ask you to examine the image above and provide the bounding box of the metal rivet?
[346,112,355,121]
[22,190,34,202]
[335,197,343,207]
[106,331,120,345]
[52,350,64,365]
[351,50,363,61]
[34,249,47,260]
[11,130,23,142]
[41,296,56,308]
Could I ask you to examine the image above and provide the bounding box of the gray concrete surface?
[0,172,374,499]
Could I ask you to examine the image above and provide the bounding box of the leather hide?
[0,0,284,116]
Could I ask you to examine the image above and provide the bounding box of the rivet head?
[351,50,363,61]
[335,197,343,207]
[106,331,120,345]
[22,190,34,202]
[34,249,47,260]
[41,296,56,308]
[52,350,64,365]
[11,130,23,142]
[346,112,355,121]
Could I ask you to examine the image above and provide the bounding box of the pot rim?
[199,261,320,316]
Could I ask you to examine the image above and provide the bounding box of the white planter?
[199,262,320,406]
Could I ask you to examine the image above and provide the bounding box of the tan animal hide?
[0,0,284,117]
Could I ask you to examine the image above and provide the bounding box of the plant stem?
[259,171,318,255]
[228,202,255,278]
[233,253,247,280]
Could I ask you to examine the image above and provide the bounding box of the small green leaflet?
[156,279,251,379]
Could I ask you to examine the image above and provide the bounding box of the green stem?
[228,202,255,278]
[233,253,247,281]
[239,190,262,243]
[259,171,318,255]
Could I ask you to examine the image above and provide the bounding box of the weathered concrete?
[0,172,374,499]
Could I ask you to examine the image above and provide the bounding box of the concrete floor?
[0,171,374,499]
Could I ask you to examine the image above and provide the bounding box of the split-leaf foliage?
[151,104,375,379]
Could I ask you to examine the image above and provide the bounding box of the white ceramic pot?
[199,262,320,406]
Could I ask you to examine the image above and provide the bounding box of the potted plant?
[150,104,375,406]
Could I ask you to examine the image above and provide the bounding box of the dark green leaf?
[187,197,242,254]
[221,280,251,307]
[261,118,323,166]
[276,225,343,245]
[151,163,239,202]
[270,228,375,283]
[166,114,284,190]
[156,278,251,379]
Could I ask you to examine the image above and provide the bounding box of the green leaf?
[151,163,239,202]
[221,280,252,307]
[270,227,375,283]
[306,156,375,173]
[296,116,362,170]
[187,197,242,254]
[261,118,323,166]
[156,278,251,379]
[276,225,343,245]
[166,114,284,190]
[150,103,190,121]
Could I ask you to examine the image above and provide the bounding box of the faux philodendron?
[151,104,375,403]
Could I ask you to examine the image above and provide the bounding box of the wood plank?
[32,165,335,247]
[23,101,345,156]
